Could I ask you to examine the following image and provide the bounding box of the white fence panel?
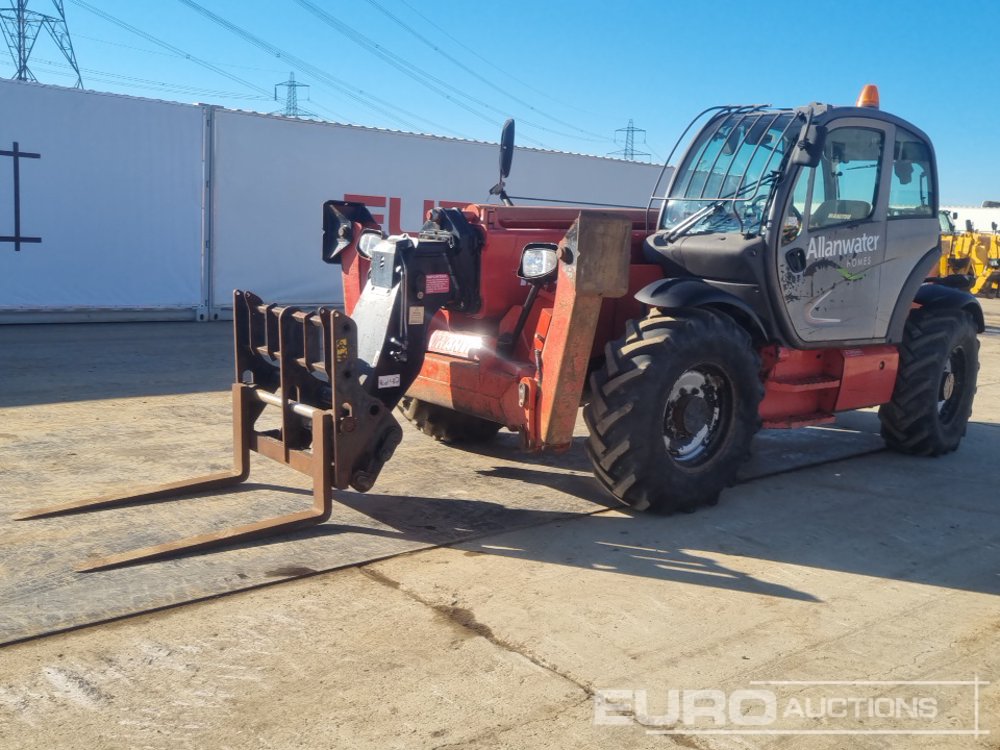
[0,81,205,320]
[943,206,1000,233]
[210,110,663,309]
[0,83,667,323]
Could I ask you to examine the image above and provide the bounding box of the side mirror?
[518,243,559,283]
[499,118,515,178]
[490,119,516,206]
[791,123,827,168]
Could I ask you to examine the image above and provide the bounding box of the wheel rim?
[663,366,730,464]
[938,345,966,422]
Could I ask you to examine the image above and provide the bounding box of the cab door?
[874,127,940,338]
[776,121,891,343]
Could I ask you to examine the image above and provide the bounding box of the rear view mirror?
[792,123,827,168]
[499,119,515,178]
[490,119,516,206]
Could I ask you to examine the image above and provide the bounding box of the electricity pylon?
[609,119,650,161]
[0,1,83,87]
[273,71,315,118]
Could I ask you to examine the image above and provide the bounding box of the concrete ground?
[1,301,999,749]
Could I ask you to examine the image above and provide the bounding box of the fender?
[635,277,769,342]
[913,282,985,332]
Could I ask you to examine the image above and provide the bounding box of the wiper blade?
[665,202,725,242]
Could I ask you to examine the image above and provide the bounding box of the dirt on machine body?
[22,85,984,568]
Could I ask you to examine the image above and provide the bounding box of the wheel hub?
[673,394,711,436]
[938,349,964,419]
[940,371,956,402]
[663,368,728,464]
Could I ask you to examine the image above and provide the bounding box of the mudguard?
[914,282,985,332]
[635,277,769,341]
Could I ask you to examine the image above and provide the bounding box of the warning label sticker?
[408,306,425,325]
[335,338,349,362]
[377,374,401,389]
[425,274,450,294]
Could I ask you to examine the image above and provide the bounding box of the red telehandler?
[22,86,983,570]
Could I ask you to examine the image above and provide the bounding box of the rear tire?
[879,308,979,456]
[398,397,503,444]
[584,308,764,513]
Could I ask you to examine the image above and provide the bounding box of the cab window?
[781,127,884,242]
[889,129,934,218]
[810,127,884,230]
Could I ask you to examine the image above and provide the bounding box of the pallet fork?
[16,291,402,571]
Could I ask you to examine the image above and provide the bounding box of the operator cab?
[644,88,941,349]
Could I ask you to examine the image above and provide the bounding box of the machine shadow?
[213,414,996,602]
[465,433,1000,600]
[329,414,1000,600]
[226,490,815,603]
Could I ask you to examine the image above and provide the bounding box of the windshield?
[660,111,797,235]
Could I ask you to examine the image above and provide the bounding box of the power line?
[609,119,651,161]
[70,1,358,124]
[26,55,271,100]
[290,0,534,142]
[73,31,287,74]
[68,0,273,100]
[363,0,608,143]
[290,0,556,148]
[1,0,82,86]
[395,0,606,123]
[174,0,464,137]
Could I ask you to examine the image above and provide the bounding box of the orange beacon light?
[856,84,880,108]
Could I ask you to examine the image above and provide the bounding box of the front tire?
[878,308,979,456]
[584,308,764,513]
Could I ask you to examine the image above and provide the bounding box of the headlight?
[519,243,559,281]
[989,258,1000,268]
[357,230,384,259]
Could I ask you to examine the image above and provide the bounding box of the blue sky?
[6,0,998,204]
